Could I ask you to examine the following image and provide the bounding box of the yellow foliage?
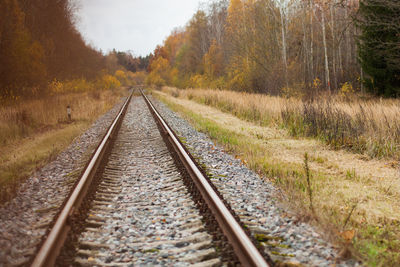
[340,82,355,97]
[115,70,128,85]
[98,75,121,90]
[128,71,147,85]
[227,0,245,34]
[146,57,172,87]
[227,68,248,91]
[48,78,95,94]
[312,77,322,90]
[65,79,95,93]
[48,80,64,94]
[208,76,226,90]
[146,72,166,87]
[188,74,207,88]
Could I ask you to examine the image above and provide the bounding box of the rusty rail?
[141,91,270,267]
[31,93,132,267]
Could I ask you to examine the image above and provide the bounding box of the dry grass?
[156,89,400,265]
[0,88,128,203]
[163,86,400,160]
[0,90,120,145]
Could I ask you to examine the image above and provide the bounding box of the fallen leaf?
[339,229,355,242]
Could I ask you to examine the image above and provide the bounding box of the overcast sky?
[75,0,202,56]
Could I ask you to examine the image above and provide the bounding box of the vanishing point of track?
[30,88,271,266]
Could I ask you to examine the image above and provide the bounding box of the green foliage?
[358,0,400,96]
[355,225,400,266]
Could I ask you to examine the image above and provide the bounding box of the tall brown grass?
[0,88,127,203]
[0,90,121,145]
[163,87,400,159]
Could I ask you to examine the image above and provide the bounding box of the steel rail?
[141,91,270,267]
[31,93,132,267]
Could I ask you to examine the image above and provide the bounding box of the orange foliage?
[164,29,185,65]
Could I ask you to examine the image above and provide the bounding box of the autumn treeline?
[147,0,398,96]
[0,0,107,98]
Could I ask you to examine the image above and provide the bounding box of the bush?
[128,71,146,85]
[48,78,95,95]
[188,74,207,88]
[115,70,127,84]
[97,75,121,90]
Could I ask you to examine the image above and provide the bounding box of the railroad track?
[30,88,271,266]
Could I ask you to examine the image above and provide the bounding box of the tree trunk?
[302,4,309,87]
[330,3,337,89]
[280,5,289,89]
[345,2,351,71]
[309,0,314,82]
[321,10,330,91]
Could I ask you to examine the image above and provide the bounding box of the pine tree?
[358,0,400,96]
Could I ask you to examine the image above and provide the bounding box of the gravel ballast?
[152,96,360,266]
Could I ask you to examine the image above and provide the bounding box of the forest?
[0,0,101,97]
[0,0,150,202]
[0,0,149,100]
[146,0,400,97]
[2,0,398,98]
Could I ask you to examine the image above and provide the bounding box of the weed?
[304,152,314,214]
[355,225,400,265]
[343,201,359,230]
[143,248,160,253]
[311,155,325,164]
[346,169,357,181]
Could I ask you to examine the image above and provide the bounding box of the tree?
[204,39,224,79]
[185,10,210,73]
[0,0,107,98]
[146,57,172,87]
[358,0,400,96]
[0,0,46,96]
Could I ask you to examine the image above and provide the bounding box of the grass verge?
[155,91,400,266]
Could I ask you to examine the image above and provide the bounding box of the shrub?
[48,78,95,94]
[98,75,121,90]
[339,82,355,99]
[115,70,128,85]
[128,71,146,85]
